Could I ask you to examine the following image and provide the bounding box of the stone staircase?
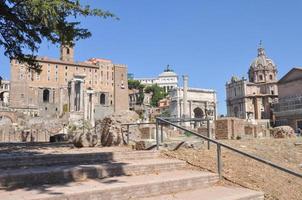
[0,148,264,200]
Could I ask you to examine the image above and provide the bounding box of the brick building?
[9,45,129,122]
[274,68,302,130]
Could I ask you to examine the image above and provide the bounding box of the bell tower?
[60,44,74,62]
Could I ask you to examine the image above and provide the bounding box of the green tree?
[144,84,168,107]
[0,0,117,71]
[128,80,145,104]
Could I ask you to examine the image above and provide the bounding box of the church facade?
[226,44,278,120]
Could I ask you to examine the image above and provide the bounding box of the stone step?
[140,186,264,200]
[0,170,219,200]
[0,158,186,188]
[0,150,160,169]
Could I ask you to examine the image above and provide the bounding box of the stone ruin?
[0,112,69,142]
[214,117,271,140]
[271,126,296,138]
[71,110,141,148]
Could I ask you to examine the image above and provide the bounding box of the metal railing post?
[207,119,211,150]
[217,144,222,180]
[126,124,130,144]
[156,119,159,150]
[160,123,164,143]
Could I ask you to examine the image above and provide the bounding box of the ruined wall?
[114,65,129,112]
[215,117,270,140]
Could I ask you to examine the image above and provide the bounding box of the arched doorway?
[43,89,50,103]
[100,93,106,105]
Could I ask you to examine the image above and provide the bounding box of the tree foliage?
[0,0,117,71]
[128,80,145,104]
[144,84,168,107]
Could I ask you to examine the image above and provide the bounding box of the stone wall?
[215,117,270,140]
[0,128,52,142]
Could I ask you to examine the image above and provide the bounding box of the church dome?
[248,42,277,83]
[249,45,276,71]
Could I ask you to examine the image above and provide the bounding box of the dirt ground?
[163,138,302,200]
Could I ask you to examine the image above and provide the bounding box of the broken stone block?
[73,132,98,148]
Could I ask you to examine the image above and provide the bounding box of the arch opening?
[100,93,106,105]
[193,107,204,118]
[43,89,50,103]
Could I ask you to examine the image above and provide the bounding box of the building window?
[43,89,50,103]
[259,75,263,81]
[269,74,273,80]
[271,90,274,95]
[100,93,106,105]
[66,48,70,55]
[65,66,68,70]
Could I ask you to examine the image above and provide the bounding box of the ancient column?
[90,93,95,126]
[59,87,64,115]
[80,81,84,112]
[182,75,188,119]
[176,88,180,118]
[84,92,88,120]
[70,80,75,112]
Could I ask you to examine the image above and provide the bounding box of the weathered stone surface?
[73,132,98,148]
[271,126,296,138]
[96,110,141,146]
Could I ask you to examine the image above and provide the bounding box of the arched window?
[66,48,70,55]
[43,89,50,103]
[269,74,273,80]
[100,93,106,105]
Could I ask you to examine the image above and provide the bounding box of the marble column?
[90,94,95,126]
[84,92,88,120]
[70,80,75,112]
[80,81,84,112]
[176,88,180,118]
[59,87,64,115]
[182,75,188,118]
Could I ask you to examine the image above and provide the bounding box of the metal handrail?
[121,118,207,144]
[156,117,302,179]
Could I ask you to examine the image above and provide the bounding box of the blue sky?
[1,0,302,114]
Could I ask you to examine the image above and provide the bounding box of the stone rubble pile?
[97,110,141,146]
[271,126,296,138]
[72,110,141,148]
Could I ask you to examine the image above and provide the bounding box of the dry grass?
[163,138,302,200]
